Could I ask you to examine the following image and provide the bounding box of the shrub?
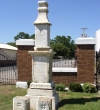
[27,81,32,88]
[83,83,97,93]
[55,83,66,91]
[69,83,83,92]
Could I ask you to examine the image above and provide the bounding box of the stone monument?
[13,0,59,110]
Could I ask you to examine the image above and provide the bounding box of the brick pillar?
[16,39,35,81]
[76,38,95,84]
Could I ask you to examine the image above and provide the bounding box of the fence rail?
[52,59,76,67]
[0,50,17,85]
[0,57,76,85]
[0,66,17,85]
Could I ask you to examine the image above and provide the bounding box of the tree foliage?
[50,36,76,58]
[14,32,35,41]
[7,32,35,47]
[7,42,16,47]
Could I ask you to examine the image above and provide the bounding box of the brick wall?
[52,44,95,86]
[77,45,95,84]
[52,72,77,86]
[17,46,34,81]
[17,44,95,86]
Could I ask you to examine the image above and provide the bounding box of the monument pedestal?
[27,93,59,110]
[27,50,59,110]
[26,81,59,109]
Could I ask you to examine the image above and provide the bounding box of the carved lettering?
[17,101,22,108]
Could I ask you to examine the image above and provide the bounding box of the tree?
[14,32,29,41]
[7,42,16,47]
[50,35,76,58]
[14,32,35,41]
[29,34,35,39]
[7,32,35,47]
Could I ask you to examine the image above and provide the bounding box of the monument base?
[26,81,59,110]
[13,96,30,110]
[13,93,59,110]
[26,93,59,110]
[13,82,59,110]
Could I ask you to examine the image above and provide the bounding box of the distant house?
[0,43,17,66]
[0,43,17,57]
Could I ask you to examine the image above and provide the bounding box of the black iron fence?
[95,51,100,91]
[0,50,17,85]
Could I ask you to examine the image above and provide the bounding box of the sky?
[0,0,100,44]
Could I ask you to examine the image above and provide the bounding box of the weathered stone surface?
[13,96,30,110]
[35,25,50,48]
[27,88,56,96]
[38,97,52,110]
[30,81,55,89]
[28,95,59,110]
[34,1,51,25]
[29,49,55,57]
[16,82,28,89]
[33,56,50,83]
[29,96,37,110]
[28,51,55,83]
[52,93,59,110]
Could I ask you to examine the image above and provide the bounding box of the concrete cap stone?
[16,39,35,46]
[76,38,96,45]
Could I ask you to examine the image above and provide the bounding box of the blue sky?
[0,0,100,43]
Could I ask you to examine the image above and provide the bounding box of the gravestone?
[13,96,30,110]
[13,0,59,110]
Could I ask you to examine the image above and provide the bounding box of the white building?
[0,43,17,58]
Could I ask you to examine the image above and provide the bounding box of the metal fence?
[52,59,76,67]
[0,50,17,85]
[0,66,17,85]
[95,51,100,91]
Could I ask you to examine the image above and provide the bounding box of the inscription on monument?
[39,99,52,110]
[17,101,22,108]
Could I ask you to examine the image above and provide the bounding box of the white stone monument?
[96,29,100,52]
[27,0,59,109]
[13,0,59,110]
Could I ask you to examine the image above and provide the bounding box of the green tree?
[29,34,35,39]
[7,32,35,47]
[14,32,30,41]
[50,35,76,58]
[7,42,16,47]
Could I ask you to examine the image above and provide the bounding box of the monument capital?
[34,0,51,25]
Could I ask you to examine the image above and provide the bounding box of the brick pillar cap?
[76,38,96,45]
[16,39,35,46]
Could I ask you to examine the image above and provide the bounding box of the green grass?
[58,91,100,110]
[0,85,27,110]
[0,85,100,110]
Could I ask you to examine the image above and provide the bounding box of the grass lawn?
[58,91,100,110]
[0,85,27,110]
[0,85,100,110]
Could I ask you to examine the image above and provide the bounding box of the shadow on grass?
[59,97,100,108]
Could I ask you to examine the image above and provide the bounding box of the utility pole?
[81,28,88,37]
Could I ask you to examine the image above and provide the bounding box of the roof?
[0,43,17,50]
